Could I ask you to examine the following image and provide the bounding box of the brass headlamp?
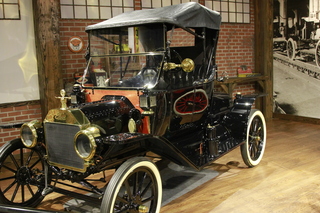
[74,126,100,161]
[20,120,42,148]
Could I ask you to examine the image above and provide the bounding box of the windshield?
[84,25,165,89]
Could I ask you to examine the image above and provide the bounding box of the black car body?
[0,3,266,213]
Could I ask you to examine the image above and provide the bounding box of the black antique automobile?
[0,2,266,213]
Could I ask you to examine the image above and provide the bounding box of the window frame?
[205,0,251,24]
[60,0,135,19]
[0,0,21,20]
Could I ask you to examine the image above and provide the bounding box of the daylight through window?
[60,0,134,19]
[0,0,20,20]
[205,0,250,23]
[141,0,198,9]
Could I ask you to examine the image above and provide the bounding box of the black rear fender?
[225,93,266,141]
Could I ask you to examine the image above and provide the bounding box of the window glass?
[88,6,99,19]
[100,7,112,19]
[208,0,251,23]
[60,0,134,19]
[141,0,199,9]
[0,5,3,18]
[74,6,86,19]
[88,0,99,5]
[0,0,20,20]
[61,5,74,19]
[100,0,111,6]
[74,0,86,5]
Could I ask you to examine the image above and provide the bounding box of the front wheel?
[101,157,162,213]
[241,110,267,167]
[0,139,49,207]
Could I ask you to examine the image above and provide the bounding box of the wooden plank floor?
[36,118,320,212]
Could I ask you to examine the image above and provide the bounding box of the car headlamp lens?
[74,127,99,161]
[20,120,41,148]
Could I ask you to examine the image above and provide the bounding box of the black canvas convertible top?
[85,2,221,31]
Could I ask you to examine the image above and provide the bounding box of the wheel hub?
[16,166,32,185]
[252,135,261,141]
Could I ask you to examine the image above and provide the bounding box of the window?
[141,0,198,9]
[205,0,250,23]
[60,0,134,19]
[0,0,20,20]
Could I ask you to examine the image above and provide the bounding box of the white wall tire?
[101,157,162,213]
[240,110,267,167]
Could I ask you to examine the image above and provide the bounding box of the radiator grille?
[44,122,85,171]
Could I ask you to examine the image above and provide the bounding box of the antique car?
[0,2,266,213]
[273,0,320,72]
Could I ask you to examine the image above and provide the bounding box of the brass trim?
[20,120,42,148]
[47,160,90,173]
[74,127,99,161]
[163,58,195,72]
[128,118,136,133]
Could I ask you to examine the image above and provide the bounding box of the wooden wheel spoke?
[29,158,41,170]
[0,175,16,182]
[11,182,21,202]
[137,172,147,194]
[21,184,25,203]
[9,153,20,169]
[133,172,138,195]
[141,179,153,198]
[249,142,255,157]
[116,207,129,213]
[26,150,35,166]
[3,179,17,194]
[142,194,154,204]
[124,180,132,200]
[1,164,17,173]
[26,184,35,196]
[116,195,129,204]
[20,148,24,166]
[0,140,47,206]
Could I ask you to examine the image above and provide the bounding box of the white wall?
[0,1,39,104]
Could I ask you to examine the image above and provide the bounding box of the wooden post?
[254,0,274,120]
[32,0,63,119]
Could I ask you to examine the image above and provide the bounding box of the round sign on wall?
[68,36,84,53]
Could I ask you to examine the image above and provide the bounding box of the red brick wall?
[0,102,42,146]
[215,0,256,97]
[60,19,95,83]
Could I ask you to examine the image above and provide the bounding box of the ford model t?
[0,2,266,213]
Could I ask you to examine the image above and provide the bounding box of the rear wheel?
[241,110,267,167]
[101,157,162,213]
[0,139,49,207]
[287,38,296,60]
[315,40,320,68]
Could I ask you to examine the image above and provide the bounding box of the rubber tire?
[101,157,162,213]
[315,40,320,68]
[241,110,267,167]
[0,138,48,207]
[286,38,296,60]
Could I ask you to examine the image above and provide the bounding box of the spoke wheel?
[286,38,296,60]
[101,157,162,213]
[241,110,267,167]
[315,40,320,68]
[0,139,48,207]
